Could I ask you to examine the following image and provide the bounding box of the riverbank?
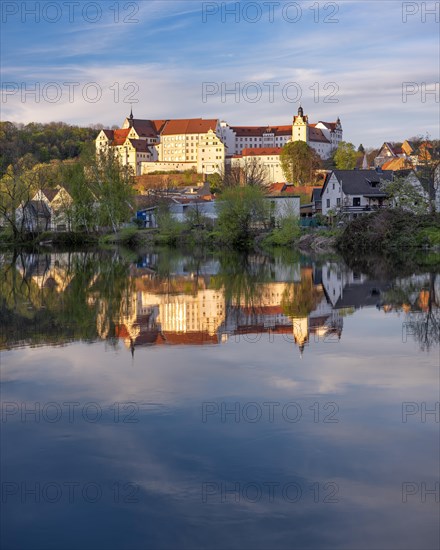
[1,209,439,257]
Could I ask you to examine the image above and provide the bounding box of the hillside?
[0,121,99,176]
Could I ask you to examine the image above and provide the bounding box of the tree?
[333,141,360,170]
[357,144,365,154]
[0,156,49,240]
[214,157,269,192]
[379,175,429,215]
[87,149,136,232]
[280,141,321,186]
[216,186,270,248]
[207,172,223,194]
[240,157,269,188]
[416,140,440,213]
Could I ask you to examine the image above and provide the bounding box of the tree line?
[0,121,101,176]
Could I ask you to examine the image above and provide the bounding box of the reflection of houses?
[17,253,75,293]
[222,272,343,356]
[114,277,226,349]
[113,266,347,355]
[322,263,390,309]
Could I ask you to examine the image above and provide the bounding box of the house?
[265,195,301,224]
[321,169,394,218]
[32,186,73,231]
[374,142,404,167]
[375,140,435,169]
[136,198,218,228]
[20,201,51,232]
[16,186,73,232]
[300,187,323,219]
[230,147,284,184]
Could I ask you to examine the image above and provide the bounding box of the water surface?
[1,248,439,550]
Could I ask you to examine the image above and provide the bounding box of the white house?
[230,147,285,184]
[17,186,73,232]
[321,169,394,218]
[265,195,301,223]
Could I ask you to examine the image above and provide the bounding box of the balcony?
[340,204,386,215]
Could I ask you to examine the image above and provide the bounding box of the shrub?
[264,215,301,247]
[216,186,269,249]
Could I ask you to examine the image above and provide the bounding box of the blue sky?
[1,0,439,146]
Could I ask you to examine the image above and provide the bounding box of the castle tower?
[292,105,308,143]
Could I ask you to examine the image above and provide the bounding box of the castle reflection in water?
[3,250,437,354]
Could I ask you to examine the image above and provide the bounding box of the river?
[1,248,439,550]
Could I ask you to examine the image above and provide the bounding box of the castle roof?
[241,147,282,156]
[308,126,330,143]
[161,118,218,135]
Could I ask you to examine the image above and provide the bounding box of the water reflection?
[1,249,438,353]
[1,248,439,550]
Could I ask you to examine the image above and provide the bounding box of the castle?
[96,106,342,180]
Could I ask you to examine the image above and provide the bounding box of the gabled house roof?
[321,169,393,197]
[379,142,403,157]
[112,128,131,145]
[101,129,114,139]
[40,188,59,202]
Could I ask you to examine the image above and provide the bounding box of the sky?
[0,0,439,147]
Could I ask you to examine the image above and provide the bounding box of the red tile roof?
[112,128,131,145]
[241,147,282,156]
[161,118,218,135]
[267,183,298,195]
[162,332,219,345]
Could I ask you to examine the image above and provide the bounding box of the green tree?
[333,142,360,170]
[358,144,365,153]
[85,149,136,232]
[415,139,440,213]
[0,156,50,240]
[380,175,429,215]
[280,141,321,186]
[216,186,270,248]
[207,172,223,194]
